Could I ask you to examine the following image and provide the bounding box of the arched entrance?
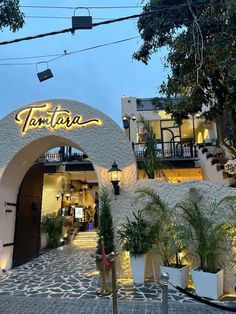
[0,99,137,269]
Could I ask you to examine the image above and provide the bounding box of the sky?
[0,0,169,126]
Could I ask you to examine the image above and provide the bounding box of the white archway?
[0,99,137,269]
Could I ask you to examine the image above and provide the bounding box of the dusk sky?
[0,0,168,126]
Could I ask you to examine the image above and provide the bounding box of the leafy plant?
[177,188,229,273]
[136,188,187,267]
[41,213,63,248]
[135,0,236,143]
[118,211,152,257]
[96,187,114,255]
[139,115,170,180]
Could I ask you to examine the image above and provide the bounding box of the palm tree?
[136,187,186,267]
[139,115,170,180]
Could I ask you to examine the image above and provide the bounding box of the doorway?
[13,163,44,267]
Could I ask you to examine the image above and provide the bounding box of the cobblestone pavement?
[0,244,235,313]
[0,296,233,314]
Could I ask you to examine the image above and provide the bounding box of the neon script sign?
[15,103,103,135]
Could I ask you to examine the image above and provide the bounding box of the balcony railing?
[37,152,88,163]
[132,141,198,159]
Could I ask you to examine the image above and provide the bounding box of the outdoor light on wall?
[65,192,71,200]
[122,115,130,129]
[56,192,61,201]
[108,161,122,195]
[36,62,53,82]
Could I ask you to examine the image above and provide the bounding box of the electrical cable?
[0,36,140,65]
[20,5,143,10]
[25,16,139,21]
[19,2,223,10]
[0,1,225,47]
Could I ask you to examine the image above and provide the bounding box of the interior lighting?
[56,192,61,200]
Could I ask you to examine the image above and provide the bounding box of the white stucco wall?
[112,179,236,293]
[196,149,230,186]
[0,98,235,294]
[0,99,137,269]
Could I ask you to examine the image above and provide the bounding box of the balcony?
[132,140,198,160]
[37,151,88,163]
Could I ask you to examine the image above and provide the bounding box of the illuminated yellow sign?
[15,103,103,135]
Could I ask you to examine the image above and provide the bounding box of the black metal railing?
[132,141,198,159]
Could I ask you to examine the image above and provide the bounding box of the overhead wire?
[0,36,140,66]
[25,16,139,21]
[0,2,216,47]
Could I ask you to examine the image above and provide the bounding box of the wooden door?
[13,163,44,267]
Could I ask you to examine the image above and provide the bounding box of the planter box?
[160,265,189,289]
[130,254,146,284]
[192,267,224,299]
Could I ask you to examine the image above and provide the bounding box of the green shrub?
[118,211,152,257]
[41,213,63,248]
[96,187,114,255]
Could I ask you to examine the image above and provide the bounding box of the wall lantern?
[108,161,122,195]
[65,192,71,200]
[56,192,61,201]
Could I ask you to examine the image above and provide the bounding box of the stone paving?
[0,296,233,314]
[0,244,235,313]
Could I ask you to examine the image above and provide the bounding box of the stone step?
[74,235,98,240]
[75,232,97,237]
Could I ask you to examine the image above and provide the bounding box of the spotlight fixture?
[36,62,53,82]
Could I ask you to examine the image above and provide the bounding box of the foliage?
[177,188,230,273]
[41,213,63,248]
[0,0,24,32]
[96,187,114,255]
[139,115,170,180]
[118,210,152,257]
[135,0,236,138]
[136,188,187,267]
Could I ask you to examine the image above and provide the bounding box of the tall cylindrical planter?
[130,254,146,284]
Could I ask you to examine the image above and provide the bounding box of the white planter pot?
[130,254,146,284]
[40,232,49,249]
[192,267,224,299]
[160,265,190,289]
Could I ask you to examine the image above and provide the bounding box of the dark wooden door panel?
[13,163,44,267]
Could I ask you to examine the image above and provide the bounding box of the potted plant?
[177,188,229,299]
[118,210,152,284]
[96,187,115,294]
[138,115,170,180]
[136,188,189,289]
[41,213,63,248]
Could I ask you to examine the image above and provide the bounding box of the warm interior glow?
[203,128,209,140]
[138,168,203,183]
[197,132,203,143]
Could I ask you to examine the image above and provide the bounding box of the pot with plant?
[136,188,189,289]
[41,213,63,248]
[177,188,230,299]
[118,210,152,284]
[96,187,115,295]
